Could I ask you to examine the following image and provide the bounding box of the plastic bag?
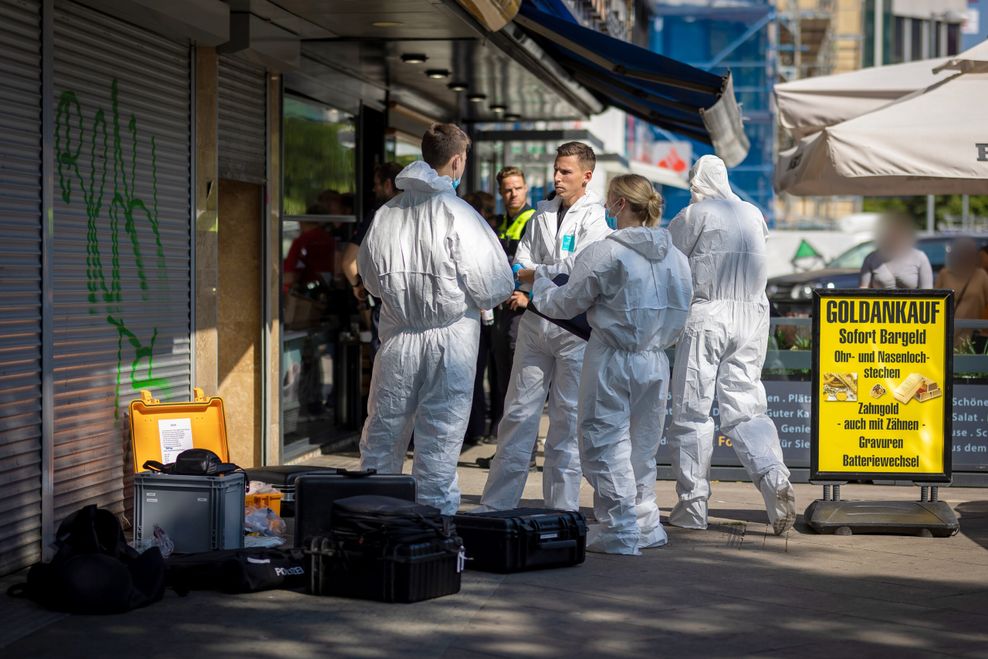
[151,524,175,559]
[244,505,287,538]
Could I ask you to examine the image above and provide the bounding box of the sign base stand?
[804,484,959,538]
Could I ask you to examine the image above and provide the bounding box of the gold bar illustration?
[893,373,924,404]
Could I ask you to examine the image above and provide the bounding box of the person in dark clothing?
[341,161,403,358]
[462,191,499,448]
[489,167,535,440]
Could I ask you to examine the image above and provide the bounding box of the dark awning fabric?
[513,1,750,166]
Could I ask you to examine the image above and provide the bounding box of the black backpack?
[8,505,166,614]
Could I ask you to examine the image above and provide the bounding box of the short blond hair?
[496,166,525,185]
[608,174,663,227]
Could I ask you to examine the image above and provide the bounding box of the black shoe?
[476,454,494,469]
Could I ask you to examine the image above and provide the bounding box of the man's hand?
[508,290,529,311]
[517,268,535,285]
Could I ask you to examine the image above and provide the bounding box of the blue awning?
[513,2,750,166]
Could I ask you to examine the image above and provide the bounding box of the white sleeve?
[532,242,608,319]
[356,224,381,298]
[449,203,514,310]
[668,206,701,258]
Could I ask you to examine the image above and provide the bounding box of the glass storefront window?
[283,95,356,216]
[385,132,422,169]
[281,95,365,460]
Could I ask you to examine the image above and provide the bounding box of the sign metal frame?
[810,289,954,483]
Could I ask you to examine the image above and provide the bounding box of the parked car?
[767,234,988,316]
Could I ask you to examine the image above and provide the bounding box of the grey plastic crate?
[134,472,245,553]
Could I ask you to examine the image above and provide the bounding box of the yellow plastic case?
[128,387,230,472]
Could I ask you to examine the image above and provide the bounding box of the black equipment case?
[294,470,416,546]
[304,496,462,603]
[243,466,341,517]
[453,508,587,573]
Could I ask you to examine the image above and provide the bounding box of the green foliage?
[283,116,355,215]
[862,196,988,227]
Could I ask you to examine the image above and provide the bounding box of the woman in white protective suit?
[666,155,796,535]
[532,174,693,554]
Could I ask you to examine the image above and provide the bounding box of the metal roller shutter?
[218,55,267,183]
[0,0,43,575]
[51,0,192,523]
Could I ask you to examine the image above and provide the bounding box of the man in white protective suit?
[532,174,692,554]
[477,141,611,512]
[666,154,796,535]
[357,123,514,515]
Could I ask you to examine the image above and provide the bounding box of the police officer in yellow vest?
[488,167,535,440]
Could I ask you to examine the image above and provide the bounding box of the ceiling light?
[467,93,486,103]
[425,69,450,79]
[401,53,428,64]
[489,104,507,113]
[447,81,468,92]
[504,113,521,121]
[372,21,403,27]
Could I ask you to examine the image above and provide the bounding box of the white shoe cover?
[640,523,668,548]
[668,499,708,530]
[586,523,642,555]
[760,470,796,535]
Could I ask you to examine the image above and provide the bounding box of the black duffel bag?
[166,548,307,595]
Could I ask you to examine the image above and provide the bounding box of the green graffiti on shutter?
[55,79,173,416]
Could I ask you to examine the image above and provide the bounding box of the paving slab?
[2,445,988,658]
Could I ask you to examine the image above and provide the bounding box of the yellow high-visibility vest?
[498,208,535,241]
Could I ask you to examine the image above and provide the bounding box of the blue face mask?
[605,202,621,230]
[452,178,461,190]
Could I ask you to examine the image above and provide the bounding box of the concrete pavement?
[2,443,987,658]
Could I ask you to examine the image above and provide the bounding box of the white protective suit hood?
[394,160,456,194]
[608,224,670,261]
[689,155,741,204]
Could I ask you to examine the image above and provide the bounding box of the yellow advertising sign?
[812,291,953,481]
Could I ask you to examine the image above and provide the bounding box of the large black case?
[453,508,587,573]
[304,496,462,603]
[293,470,416,546]
[244,466,342,517]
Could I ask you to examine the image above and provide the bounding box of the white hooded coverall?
[357,161,514,515]
[478,191,611,512]
[533,227,692,554]
[666,155,794,534]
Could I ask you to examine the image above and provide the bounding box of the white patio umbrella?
[775,64,988,197]
[774,39,988,140]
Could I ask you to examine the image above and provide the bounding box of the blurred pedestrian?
[357,124,513,515]
[935,237,988,350]
[859,214,932,289]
